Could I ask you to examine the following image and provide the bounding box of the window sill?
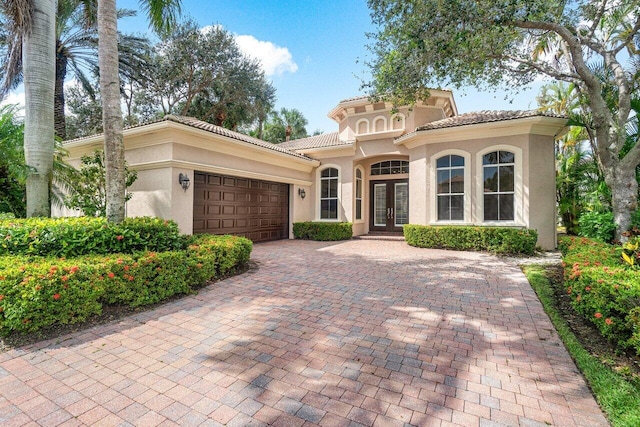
[429,221,472,226]
[481,221,525,227]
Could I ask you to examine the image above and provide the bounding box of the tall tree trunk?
[97,0,126,223]
[54,41,67,140]
[606,165,639,241]
[23,0,56,218]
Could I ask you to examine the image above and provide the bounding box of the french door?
[370,180,409,232]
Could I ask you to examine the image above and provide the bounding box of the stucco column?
[409,147,429,225]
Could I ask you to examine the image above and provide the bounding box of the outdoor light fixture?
[298,188,306,199]
[178,173,190,192]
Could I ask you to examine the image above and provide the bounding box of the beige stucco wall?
[526,134,557,249]
[58,122,318,236]
[337,105,447,141]
[403,133,557,249]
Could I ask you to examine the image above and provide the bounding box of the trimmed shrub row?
[559,236,640,355]
[293,222,353,241]
[0,217,187,257]
[0,234,252,335]
[403,224,538,255]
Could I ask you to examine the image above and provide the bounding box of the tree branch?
[503,54,580,82]
[613,14,640,55]
[586,0,608,42]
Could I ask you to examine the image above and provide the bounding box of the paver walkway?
[0,240,608,426]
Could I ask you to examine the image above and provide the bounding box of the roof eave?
[396,115,568,148]
[64,119,320,166]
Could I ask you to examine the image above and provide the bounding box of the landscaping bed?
[0,217,252,338]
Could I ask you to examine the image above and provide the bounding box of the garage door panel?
[193,172,289,242]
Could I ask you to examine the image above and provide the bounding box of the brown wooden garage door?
[193,172,289,242]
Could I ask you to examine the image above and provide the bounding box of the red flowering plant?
[560,236,640,355]
[0,228,252,335]
[0,257,104,334]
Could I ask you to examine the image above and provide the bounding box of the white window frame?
[316,164,342,222]
[475,145,523,226]
[430,149,471,224]
[354,166,365,223]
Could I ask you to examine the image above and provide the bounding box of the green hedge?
[293,222,352,241]
[403,224,538,255]
[559,236,640,355]
[0,234,252,334]
[0,217,187,257]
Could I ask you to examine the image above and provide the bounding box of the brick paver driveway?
[0,240,608,426]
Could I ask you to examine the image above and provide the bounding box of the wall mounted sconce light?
[178,173,190,192]
[298,188,306,199]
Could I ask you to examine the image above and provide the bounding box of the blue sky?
[4,0,546,133]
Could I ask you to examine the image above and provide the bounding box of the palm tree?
[97,0,181,223]
[54,1,149,139]
[1,0,149,140]
[263,108,309,144]
[1,0,56,217]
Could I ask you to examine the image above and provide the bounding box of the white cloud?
[0,91,25,113]
[235,35,298,76]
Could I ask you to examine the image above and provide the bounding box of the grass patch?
[524,265,640,427]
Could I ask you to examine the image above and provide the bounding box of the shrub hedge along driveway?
[0,240,608,426]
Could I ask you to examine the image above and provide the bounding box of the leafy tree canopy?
[131,20,276,131]
[366,0,639,239]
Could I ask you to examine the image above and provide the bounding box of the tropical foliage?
[366,0,640,240]
[403,224,539,255]
[129,21,275,131]
[0,216,252,334]
[62,150,137,217]
[263,107,309,143]
[0,105,27,217]
[559,236,640,356]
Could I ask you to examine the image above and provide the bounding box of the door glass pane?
[356,200,362,220]
[395,183,408,226]
[374,184,387,226]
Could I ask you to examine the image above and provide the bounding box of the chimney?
[285,125,292,142]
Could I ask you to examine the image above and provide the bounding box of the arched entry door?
[368,160,409,232]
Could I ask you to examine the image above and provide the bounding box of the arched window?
[355,168,363,221]
[371,160,409,176]
[320,167,339,220]
[436,155,465,221]
[483,150,515,221]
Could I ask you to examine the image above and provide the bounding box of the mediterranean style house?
[59,90,567,249]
